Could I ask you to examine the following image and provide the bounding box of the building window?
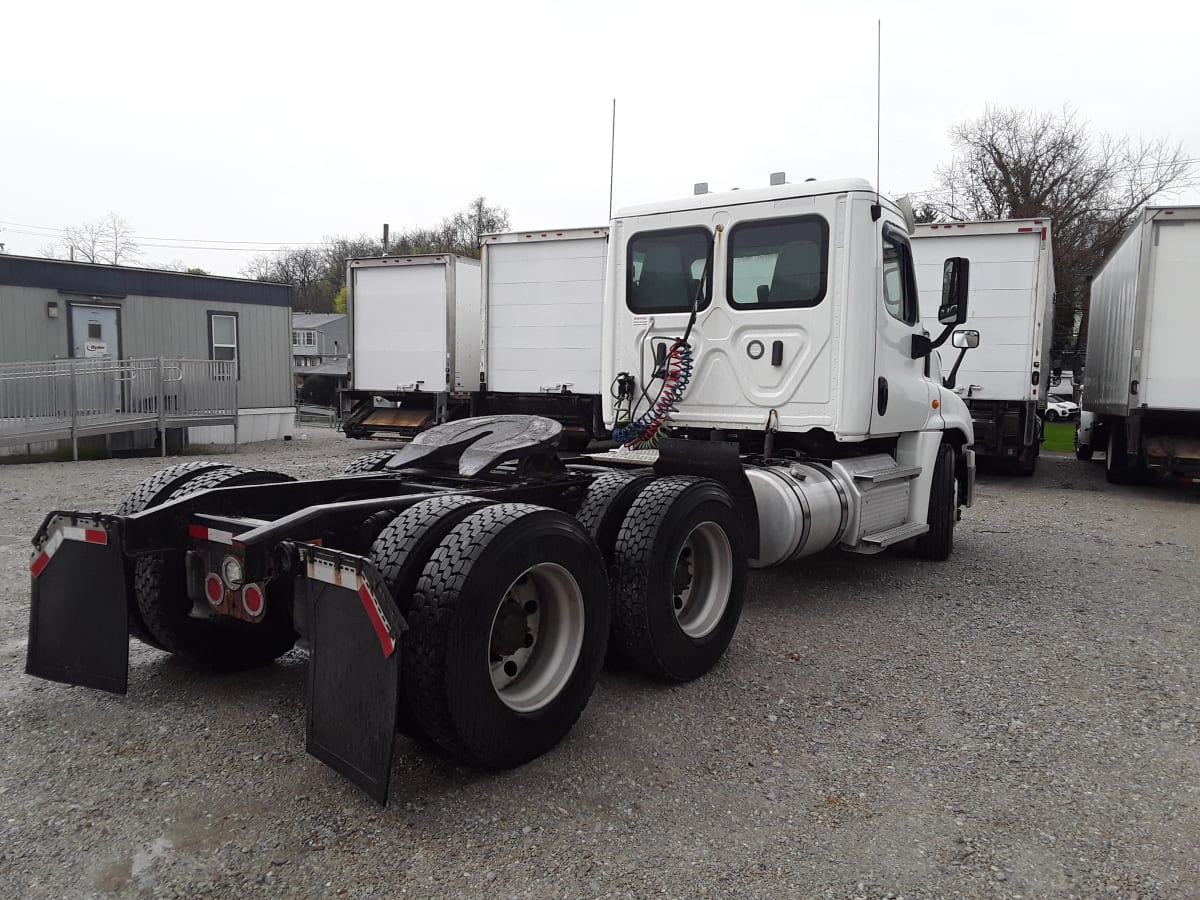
[208,312,239,376]
[293,330,317,348]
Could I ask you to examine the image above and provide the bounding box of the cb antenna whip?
[608,98,617,220]
[876,19,882,211]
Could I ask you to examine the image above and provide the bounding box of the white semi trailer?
[342,254,482,440]
[26,175,979,804]
[478,227,609,448]
[1076,206,1200,482]
[342,231,610,445]
[912,219,1055,475]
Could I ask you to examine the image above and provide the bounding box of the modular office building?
[0,255,295,451]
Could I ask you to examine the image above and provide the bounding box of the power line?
[0,219,321,250]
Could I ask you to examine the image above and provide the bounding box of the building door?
[70,305,121,359]
[70,305,122,414]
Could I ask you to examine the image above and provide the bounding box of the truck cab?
[602,176,974,477]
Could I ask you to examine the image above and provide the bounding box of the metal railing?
[0,357,238,459]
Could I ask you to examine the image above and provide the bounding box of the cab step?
[859,522,929,548]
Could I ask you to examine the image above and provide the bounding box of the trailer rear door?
[484,234,607,394]
[1141,218,1200,411]
[351,263,449,392]
[915,230,1042,401]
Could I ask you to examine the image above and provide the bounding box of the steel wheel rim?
[488,563,585,713]
[671,521,733,639]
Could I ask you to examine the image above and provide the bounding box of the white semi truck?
[1076,206,1200,483]
[912,219,1055,475]
[25,176,978,804]
[341,230,609,446]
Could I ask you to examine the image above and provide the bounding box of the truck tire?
[115,460,234,516]
[134,467,298,671]
[1105,426,1147,485]
[1074,426,1093,461]
[609,477,747,682]
[370,495,495,616]
[115,461,236,649]
[369,495,495,737]
[574,470,656,564]
[913,443,956,561]
[342,449,398,474]
[403,504,609,768]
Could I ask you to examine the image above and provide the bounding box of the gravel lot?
[1,430,1197,899]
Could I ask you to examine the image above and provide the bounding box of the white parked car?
[1045,395,1080,421]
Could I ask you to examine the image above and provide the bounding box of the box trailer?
[479,228,609,447]
[1076,206,1200,482]
[913,219,1055,474]
[342,255,481,440]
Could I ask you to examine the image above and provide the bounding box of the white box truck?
[913,219,1055,474]
[479,227,609,448]
[1076,206,1200,482]
[343,254,481,440]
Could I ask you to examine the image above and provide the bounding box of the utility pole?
[382,223,390,254]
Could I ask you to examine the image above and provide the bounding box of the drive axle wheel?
[610,477,747,682]
[671,522,734,639]
[115,461,235,649]
[403,504,609,768]
[489,563,586,713]
[134,466,298,671]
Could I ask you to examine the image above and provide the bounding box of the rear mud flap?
[26,516,129,694]
[298,546,406,805]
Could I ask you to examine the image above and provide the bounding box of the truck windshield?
[627,227,713,314]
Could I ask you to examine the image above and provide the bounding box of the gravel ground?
[1,430,1197,899]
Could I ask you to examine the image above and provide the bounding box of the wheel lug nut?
[673,595,683,610]
[524,600,538,614]
[504,661,518,677]
[523,632,534,648]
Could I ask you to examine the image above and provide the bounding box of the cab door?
[871,224,932,434]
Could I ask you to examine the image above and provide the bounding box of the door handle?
[877,377,889,416]
[771,341,783,366]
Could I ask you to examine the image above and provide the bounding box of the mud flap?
[26,516,129,694]
[298,546,406,805]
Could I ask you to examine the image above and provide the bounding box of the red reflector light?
[242,584,265,617]
[205,574,224,606]
[1017,227,1034,232]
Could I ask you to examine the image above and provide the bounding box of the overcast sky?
[3,0,1197,276]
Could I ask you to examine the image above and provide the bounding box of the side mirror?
[951,329,979,349]
[938,257,970,325]
[943,329,979,390]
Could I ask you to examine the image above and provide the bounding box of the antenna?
[876,19,881,211]
[608,98,617,220]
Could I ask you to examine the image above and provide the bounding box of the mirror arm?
[928,321,956,351]
[944,347,968,390]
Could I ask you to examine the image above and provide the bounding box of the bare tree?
[242,198,511,311]
[922,106,1192,351]
[44,212,142,265]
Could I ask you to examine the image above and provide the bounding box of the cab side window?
[882,230,918,325]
